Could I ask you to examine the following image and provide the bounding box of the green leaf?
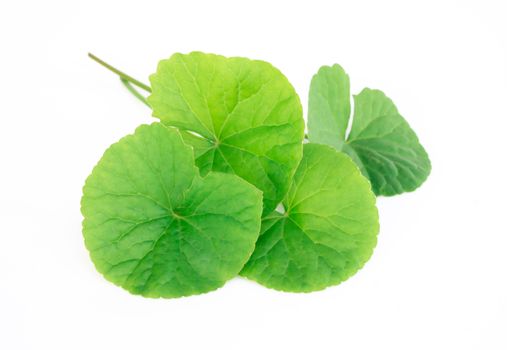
[147,52,305,215]
[241,144,379,292]
[81,123,263,298]
[346,88,431,195]
[307,65,431,196]
[308,64,350,149]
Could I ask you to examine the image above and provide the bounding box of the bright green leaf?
[241,143,379,292]
[308,64,350,149]
[308,65,431,196]
[81,123,263,298]
[148,52,305,215]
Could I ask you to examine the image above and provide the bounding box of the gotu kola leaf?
[241,143,379,292]
[147,52,305,215]
[308,64,431,196]
[81,123,263,298]
[307,64,350,150]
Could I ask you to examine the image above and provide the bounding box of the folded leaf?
[81,123,262,298]
[346,88,431,195]
[308,65,431,196]
[148,52,305,214]
[241,144,379,292]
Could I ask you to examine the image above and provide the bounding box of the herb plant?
[83,52,429,297]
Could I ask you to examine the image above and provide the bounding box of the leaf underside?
[81,123,262,298]
[241,143,379,292]
[148,52,305,215]
[308,65,431,196]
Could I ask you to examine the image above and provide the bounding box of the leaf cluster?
[82,52,430,297]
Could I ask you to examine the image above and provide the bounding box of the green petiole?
[88,53,151,106]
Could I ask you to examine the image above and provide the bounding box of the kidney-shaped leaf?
[308,64,431,196]
[241,143,379,292]
[148,52,305,214]
[81,123,262,298]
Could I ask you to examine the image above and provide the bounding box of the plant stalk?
[88,53,152,93]
[120,78,150,106]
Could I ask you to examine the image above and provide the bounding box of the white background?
[1,1,506,349]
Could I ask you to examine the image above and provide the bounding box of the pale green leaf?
[241,144,379,292]
[308,64,350,149]
[307,65,431,196]
[81,123,262,298]
[148,52,305,214]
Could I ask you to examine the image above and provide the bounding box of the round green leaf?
[241,143,379,292]
[147,52,305,215]
[81,123,263,298]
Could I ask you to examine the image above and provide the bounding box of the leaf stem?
[88,53,152,93]
[120,78,150,107]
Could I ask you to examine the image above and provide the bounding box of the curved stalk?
[120,78,150,107]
